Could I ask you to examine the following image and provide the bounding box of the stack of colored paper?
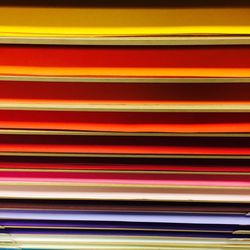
[0,1,249,249]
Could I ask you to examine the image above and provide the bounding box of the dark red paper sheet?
[0,134,248,155]
[0,110,249,132]
[0,81,250,102]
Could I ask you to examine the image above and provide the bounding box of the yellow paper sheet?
[0,7,250,36]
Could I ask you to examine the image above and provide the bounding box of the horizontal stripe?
[0,7,249,36]
[0,76,250,83]
[0,46,249,77]
[0,210,249,225]
[0,110,248,133]
[1,36,250,46]
[0,182,250,202]
[0,171,250,187]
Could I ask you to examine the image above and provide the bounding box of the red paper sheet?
[0,110,249,132]
[1,46,250,68]
[0,46,250,77]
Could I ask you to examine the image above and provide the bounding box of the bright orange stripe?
[0,67,250,77]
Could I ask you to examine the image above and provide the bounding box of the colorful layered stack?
[0,1,250,249]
